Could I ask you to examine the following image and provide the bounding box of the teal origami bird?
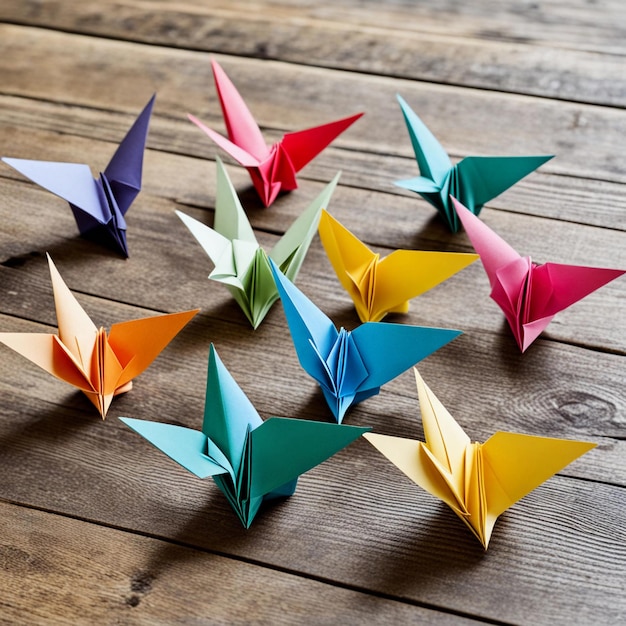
[395,95,553,232]
[121,345,369,527]
[177,157,339,328]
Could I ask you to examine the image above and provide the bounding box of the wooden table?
[0,2,624,624]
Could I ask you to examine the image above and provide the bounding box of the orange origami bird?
[0,255,198,418]
[364,370,595,548]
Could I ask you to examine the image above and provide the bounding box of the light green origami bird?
[177,157,338,328]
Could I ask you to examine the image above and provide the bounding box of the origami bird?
[2,95,155,257]
[177,157,338,328]
[394,94,553,232]
[188,59,363,207]
[121,344,369,527]
[453,197,625,351]
[270,259,461,422]
[0,255,198,418]
[318,209,479,322]
[364,370,595,549]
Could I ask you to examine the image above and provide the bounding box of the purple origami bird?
[2,95,155,257]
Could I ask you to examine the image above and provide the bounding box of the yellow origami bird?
[318,210,478,322]
[364,370,595,548]
[0,255,199,418]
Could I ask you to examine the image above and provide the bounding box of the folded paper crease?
[189,59,362,206]
[394,95,552,232]
[177,157,339,328]
[2,95,155,256]
[270,259,462,422]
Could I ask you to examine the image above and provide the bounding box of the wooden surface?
[0,2,624,624]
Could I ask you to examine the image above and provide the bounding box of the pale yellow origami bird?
[364,370,595,548]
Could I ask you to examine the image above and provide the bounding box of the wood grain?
[2,24,626,188]
[1,1,625,105]
[0,2,624,624]
[0,176,623,353]
[0,387,623,625]
[1,501,479,625]
[2,97,626,233]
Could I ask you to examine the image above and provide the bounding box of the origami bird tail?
[452,197,521,287]
[108,308,200,389]
[248,417,370,498]
[201,344,264,476]
[529,262,625,320]
[210,59,269,162]
[104,93,156,214]
[120,417,231,479]
[281,112,363,173]
[453,154,553,216]
[396,94,451,184]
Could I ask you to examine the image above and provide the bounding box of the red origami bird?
[188,59,363,207]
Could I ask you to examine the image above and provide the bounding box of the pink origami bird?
[188,59,363,207]
[453,198,624,351]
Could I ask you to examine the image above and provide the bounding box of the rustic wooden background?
[0,1,624,624]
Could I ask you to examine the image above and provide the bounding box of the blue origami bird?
[121,344,369,527]
[2,95,155,256]
[394,94,553,232]
[269,259,462,422]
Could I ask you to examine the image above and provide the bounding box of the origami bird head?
[188,59,362,207]
[394,94,553,232]
[269,258,462,422]
[452,197,625,351]
[177,157,339,328]
[2,95,156,257]
[364,370,596,548]
[121,344,370,527]
[0,254,198,418]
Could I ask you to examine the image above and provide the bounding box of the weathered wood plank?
[2,98,626,233]
[1,501,477,625]
[0,269,624,487]
[0,5,624,625]
[2,25,626,188]
[1,1,625,106]
[0,167,623,354]
[4,0,626,54]
[0,376,623,625]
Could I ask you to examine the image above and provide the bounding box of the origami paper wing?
[269,259,461,423]
[188,59,362,207]
[1,95,155,256]
[177,157,339,328]
[121,344,369,527]
[394,95,553,232]
[318,209,479,322]
[364,370,595,548]
[452,198,625,351]
[0,255,198,418]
